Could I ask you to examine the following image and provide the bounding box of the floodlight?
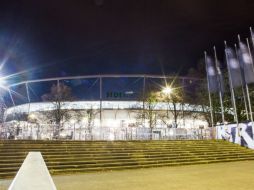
[0,77,6,86]
[162,86,173,95]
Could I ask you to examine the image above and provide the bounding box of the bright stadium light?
[0,77,6,87]
[162,86,173,95]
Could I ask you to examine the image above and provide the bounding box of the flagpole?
[245,38,254,122]
[204,51,214,127]
[250,27,254,47]
[234,43,249,120]
[224,41,238,124]
[213,46,225,124]
[248,27,254,140]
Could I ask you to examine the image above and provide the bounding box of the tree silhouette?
[42,82,75,137]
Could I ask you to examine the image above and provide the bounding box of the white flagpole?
[204,51,214,127]
[224,41,238,124]
[249,27,254,141]
[245,38,254,122]
[234,43,249,120]
[213,46,225,124]
[250,27,254,47]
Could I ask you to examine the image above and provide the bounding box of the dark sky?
[1,0,254,80]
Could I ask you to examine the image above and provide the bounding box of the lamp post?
[82,117,88,140]
[161,86,173,120]
[70,119,76,140]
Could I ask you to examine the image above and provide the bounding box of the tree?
[157,81,184,128]
[189,81,214,126]
[186,65,240,126]
[0,96,6,124]
[81,107,99,140]
[5,108,28,139]
[136,91,158,139]
[41,82,75,138]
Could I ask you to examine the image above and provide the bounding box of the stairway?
[0,140,253,178]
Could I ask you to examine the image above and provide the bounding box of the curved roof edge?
[7,74,203,87]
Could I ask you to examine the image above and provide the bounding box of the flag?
[215,60,225,94]
[225,48,242,88]
[205,55,218,92]
[238,42,254,84]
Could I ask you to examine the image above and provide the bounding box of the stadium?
[0,73,253,187]
[2,1,254,190]
[1,74,210,140]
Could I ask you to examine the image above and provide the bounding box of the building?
[1,74,210,140]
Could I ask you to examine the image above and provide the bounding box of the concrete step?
[0,149,247,158]
[0,140,253,179]
[0,153,253,168]
[0,152,253,166]
[48,157,254,175]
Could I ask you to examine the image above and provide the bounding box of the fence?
[0,123,216,141]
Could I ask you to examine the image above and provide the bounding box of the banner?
[239,42,254,84]
[217,122,254,149]
[205,55,219,92]
[225,48,242,88]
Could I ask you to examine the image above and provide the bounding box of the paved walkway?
[1,161,254,190]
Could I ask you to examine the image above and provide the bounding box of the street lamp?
[28,114,37,121]
[161,86,173,120]
[162,86,173,95]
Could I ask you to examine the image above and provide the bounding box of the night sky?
[1,0,254,81]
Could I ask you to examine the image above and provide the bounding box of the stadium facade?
[1,74,210,140]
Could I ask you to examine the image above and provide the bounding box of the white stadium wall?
[4,101,208,129]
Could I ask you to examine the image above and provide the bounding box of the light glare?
[162,86,173,95]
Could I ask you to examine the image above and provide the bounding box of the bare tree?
[158,83,184,128]
[85,107,99,139]
[0,96,6,124]
[41,82,75,138]
[5,108,28,139]
[136,91,158,139]
[186,65,234,126]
